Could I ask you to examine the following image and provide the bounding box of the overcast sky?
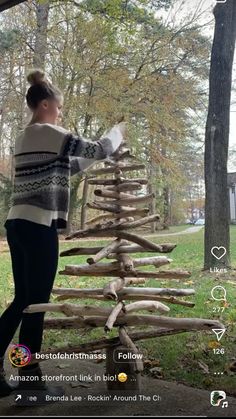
[159,0,236,170]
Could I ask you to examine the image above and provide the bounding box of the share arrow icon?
[212,329,226,341]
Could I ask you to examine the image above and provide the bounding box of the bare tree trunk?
[163,186,170,228]
[148,167,157,233]
[0,106,5,159]
[33,1,49,69]
[146,136,158,233]
[204,0,236,269]
[161,145,170,229]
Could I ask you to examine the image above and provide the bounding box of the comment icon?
[211,286,227,302]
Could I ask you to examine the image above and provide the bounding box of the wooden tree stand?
[25,141,223,392]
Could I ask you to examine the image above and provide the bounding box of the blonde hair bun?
[27,69,47,86]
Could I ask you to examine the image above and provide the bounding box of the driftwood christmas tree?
[25,141,223,391]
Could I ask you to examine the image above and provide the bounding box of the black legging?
[0,219,58,358]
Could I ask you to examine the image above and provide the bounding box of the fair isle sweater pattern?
[6,124,123,228]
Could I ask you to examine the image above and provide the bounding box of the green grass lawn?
[0,227,236,395]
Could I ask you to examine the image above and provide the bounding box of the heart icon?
[211,246,226,260]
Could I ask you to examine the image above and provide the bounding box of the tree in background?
[204,0,236,270]
[0,0,211,233]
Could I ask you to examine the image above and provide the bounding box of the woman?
[0,69,126,397]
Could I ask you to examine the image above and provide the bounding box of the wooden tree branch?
[43,315,224,330]
[60,243,176,258]
[119,327,144,372]
[60,246,103,257]
[118,214,160,228]
[65,219,124,240]
[109,243,176,254]
[117,295,194,307]
[102,278,145,300]
[90,163,145,175]
[108,182,142,192]
[53,287,195,298]
[103,278,126,300]
[24,298,169,318]
[95,217,134,229]
[106,193,155,206]
[60,262,119,274]
[53,290,195,307]
[115,231,168,251]
[87,239,122,264]
[88,178,148,185]
[115,208,150,219]
[117,253,135,272]
[109,256,172,268]
[85,213,116,225]
[86,202,136,213]
[118,287,195,298]
[59,265,191,279]
[24,303,112,317]
[94,189,135,200]
[105,302,124,332]
[88,178,118,186]
[66,214,160,240]
[124,300,170,314]
[160,243,177,253]
[65,225,157,241]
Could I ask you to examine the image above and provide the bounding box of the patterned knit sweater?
[5,123,123,229]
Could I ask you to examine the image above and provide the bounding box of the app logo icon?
[9,344,31,367]
[210,391,228,408]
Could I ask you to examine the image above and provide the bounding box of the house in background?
[228,172,236,223]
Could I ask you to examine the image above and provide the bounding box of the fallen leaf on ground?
[208,341,221,349]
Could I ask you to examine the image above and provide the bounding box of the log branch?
[124,300,170,314]
[105,302,124,332]
[107,194,155,206]
[59,266,191,279]
[53,290,195,307]
[90,163,145,175]
[53,287,195,298]
[87,239,122,264]
[119,327,144,372]
[94,189,134,200]
[108,182,142,192]
[43,315,224,330]
[88,178,148,186]
[103,278,126,300]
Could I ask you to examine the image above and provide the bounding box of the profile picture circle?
[9,344,31,367]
